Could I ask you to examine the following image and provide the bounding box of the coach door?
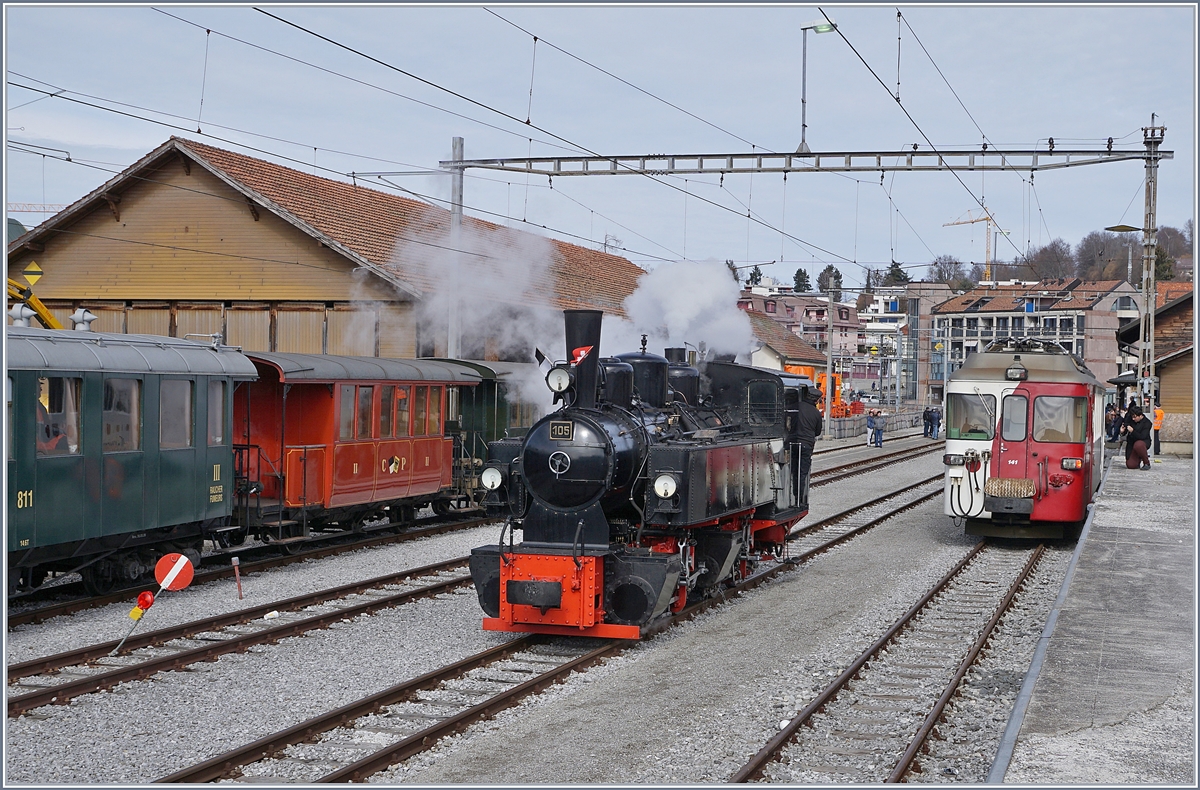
[377,384,414,500]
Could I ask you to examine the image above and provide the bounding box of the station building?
[5,137,644,359]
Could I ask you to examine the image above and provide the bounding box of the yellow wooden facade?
[6,159,414,355]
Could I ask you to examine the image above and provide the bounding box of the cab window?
[356,386,375,440]
[208,380,226,446]
[946,392,995,439]
[160,380,194,449]
[338,385,354,440]
[1033,396,1087,443]
[414,387,428,436]
[103,378,141,452]
[1001,395,1028,441]
[746,381,779,426]
[395,386,411,437]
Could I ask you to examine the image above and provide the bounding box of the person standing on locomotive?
[794,386,824,508]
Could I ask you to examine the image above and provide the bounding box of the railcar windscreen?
[1033,396,1087,443]
[946,392,995,440]
[746,381,781,426]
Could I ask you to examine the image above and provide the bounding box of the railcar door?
[376,384,414,500]
[100,376,146,533]
[409,386,446,495]
[331,384,379,507]
[994,389,1031,483]
[157,377,200,528]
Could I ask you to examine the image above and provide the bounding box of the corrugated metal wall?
[378,304,415,358]
[275,305,324,354]
[175,305,223,341]
[327,305,376,356]
[226,307,270,351]
[126,308,169,335]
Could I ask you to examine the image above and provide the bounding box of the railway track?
[6,558,474,717]
[810,444,941,487]
[7,511,491,627]
[147,476,945,784]
[731,541,1046,783]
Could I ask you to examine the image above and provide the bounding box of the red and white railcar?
[232,353,480,543]
[943,338,1105,539]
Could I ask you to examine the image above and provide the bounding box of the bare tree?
[928,254,965,285]
[1021,238,1075,280]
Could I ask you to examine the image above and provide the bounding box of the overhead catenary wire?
[253,7,854,265]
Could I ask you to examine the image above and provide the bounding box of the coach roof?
[245,352,481,384]
[6,327,258,377]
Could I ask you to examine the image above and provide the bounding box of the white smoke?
[604,258,755,359]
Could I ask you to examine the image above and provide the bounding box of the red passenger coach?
[232,353,481,543]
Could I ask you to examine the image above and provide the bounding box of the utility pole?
[1139,119,1165,416]
[447,136,464,358]
[825,290,834,437]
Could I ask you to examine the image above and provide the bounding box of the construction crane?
[944,209,1006,281]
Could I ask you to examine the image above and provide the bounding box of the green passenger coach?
[7,327,258,595]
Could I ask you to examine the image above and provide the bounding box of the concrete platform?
[996,454,1195,784]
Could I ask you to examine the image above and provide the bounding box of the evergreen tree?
[747,265,763,286]
[1155,247,1176,281]
[816,265,843,302]
[726,259,741,284]
[882,260,911,285]
[793,268,812,292]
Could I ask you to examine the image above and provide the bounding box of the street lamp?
[797,18,837,154]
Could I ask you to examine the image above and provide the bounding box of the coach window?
[37,377,83,456]
[357,386,375,440]
[945,393,994,440]
[339,385,355,440]
[208,381,226,446]
[1001,395,1028,441]
[160,380,194,449]
[1033,396,1087,443]
[395,386,411,437]
[102,378,141,452]
[380,385,395,438]
[413,386,428,436]
[428,387,442,435]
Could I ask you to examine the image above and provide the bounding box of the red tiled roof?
[173,138,644,314]
[745,310,827,365]
[1157,280,1193,308]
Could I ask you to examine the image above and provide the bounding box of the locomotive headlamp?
[480,466,505,490]
[653,473,678,499]
[546,366,573,393]
[943,454,966,466]
[1060,458,1083,470]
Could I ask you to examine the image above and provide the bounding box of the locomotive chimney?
[564,309,603,409]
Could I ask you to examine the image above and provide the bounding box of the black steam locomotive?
[469,309,816,638]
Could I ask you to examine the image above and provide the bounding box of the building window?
[839,308,849,320]
[1059,317,1073,335]
[981,317,993,337]
[1042,317,1056,335]
[103,378,141,452]
[37,377,82,456]
[737,300,751,310]
[996,316,1008,333]
[160,379,194,449]
[951,318,964,337]
[765,300,776,313]
[966,317,978,336]
[1012,316,1024,333]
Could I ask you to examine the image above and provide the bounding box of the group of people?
[1106,398,1165,471]
[865,409,886,447]
[921,406,943,440]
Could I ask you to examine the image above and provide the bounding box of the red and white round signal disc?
[154,553,195,591]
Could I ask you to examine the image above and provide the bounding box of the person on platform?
[1121,407,1152,470]
[865,409,875,447]
[872,410,886,447]
[922,407,932,438]
[1153,401,1165,455]
[930,407,941,440]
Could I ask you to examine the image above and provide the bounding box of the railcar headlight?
[480,466,505,490]
[943,454,966,466]
[546,366,573,393]
[1060,458,1083,470]
[653,474,678,498]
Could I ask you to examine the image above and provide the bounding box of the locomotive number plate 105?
[550,421,574,441]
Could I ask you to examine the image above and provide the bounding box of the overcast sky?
[4,3,1196,290]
